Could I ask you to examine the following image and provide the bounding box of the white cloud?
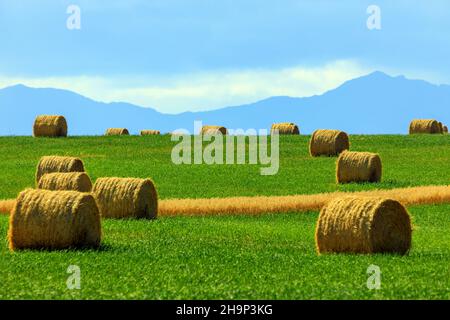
[0,60,370,113]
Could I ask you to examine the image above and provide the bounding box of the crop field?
[1,135,450,299]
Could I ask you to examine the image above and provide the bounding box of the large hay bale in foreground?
[200,125,227,135]
[8,189,101,251]
[270,122,299,135]
[315,197,412,254]
[33,115,68,137]
[140,130,160,135]
[38,172,92,192]
[310,129,349,157]
[336,151,382,184]
[409,119,441,134]
[105,128,129,136]
[92,177,158,219]
[36,156,85,184]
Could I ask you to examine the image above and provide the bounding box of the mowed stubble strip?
[3,185,450,216]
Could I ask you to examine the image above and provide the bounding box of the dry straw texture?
[140,130,161,135]
[409,119,441,134]
[3,185,450,217]
[444,126,448,134]
[157,185,450,216]
[38,172,92,192]
[92,177,158,219]
[0,199,15,214]
[336,151,382,184]
[310,129,350,157]
[35,156,85,184]
[315,197,412,255]
[105,128,130,136]
[33,115,68,137]
[200,126,227,135]
[8,189,101,251]
[271,122,299,135]
[167,131,188,136]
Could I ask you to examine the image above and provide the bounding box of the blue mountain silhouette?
[1,71,449,135]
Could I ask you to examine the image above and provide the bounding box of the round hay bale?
[140,130,161,135]
[438,122,444,134]
[270,122,299,135]
[315,197,412,255]
[105,128,129,136]
[92,177,158,219]
[33,115,68,137]
[444,125,448,134]
[38,172,92,192]
[8,189,101,251]
[200,125,227,135]
[336,151,382,184]
[409,119,441,134]
[36,156,85,184]
[310,129,350,157]
[167,131,188,136]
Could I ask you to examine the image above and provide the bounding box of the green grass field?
[0,135,450,299]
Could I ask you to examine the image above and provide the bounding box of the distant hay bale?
[168,132,188,136]
[33,115,68,137]
[92,177,158,219]
[105,128,129,136]
[38,172,92,192]
[271,123,299,135]
[36,156,85,184]
[444,125,448,134]
[409,119,441,134]
[336,151,382,184]
[140,130,161,135]
[315,197,412,255]
[310,129,350,157]
[8,189,101,251]
[438,122,444,133]
[201,126,227,135]
[167,130,190,136]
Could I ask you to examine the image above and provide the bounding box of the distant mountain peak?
[351,71,395,83]
[367,70,391,78]
[1,83,29,90]
[358,71,436,86]
[331,70,439,95]
[11,83,28,88]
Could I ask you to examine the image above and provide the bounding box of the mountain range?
[1,71,449,135]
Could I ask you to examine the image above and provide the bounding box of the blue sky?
[1,0,449,113]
